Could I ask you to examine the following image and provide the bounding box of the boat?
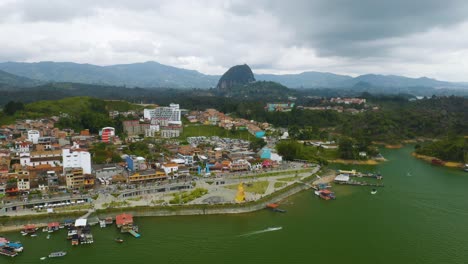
[273,208,287,213]
[371,189,378,195]
[267,227,282,231]
[46,234,51,239]
[99,220,106,228]
[105,217,113,225]
[40,257,46,260]
[314,190,320,196]
[20,231,28,236]
[463,164,468,172]
[318,189,336,200]
[30,234,37,237]
[266,203,279,209]
[48,251,67,258]
[115,238,124,243]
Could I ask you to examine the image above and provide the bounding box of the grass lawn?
[277,176,300,182]
[274,182,287,188]
[179,125,253,141]
[225,181,269,194]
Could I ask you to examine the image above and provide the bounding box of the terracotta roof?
[116,213,133,226]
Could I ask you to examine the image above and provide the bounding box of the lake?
[3,145,468,264]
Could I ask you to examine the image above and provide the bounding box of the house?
[65,168,85,189]
[127,169,166,183]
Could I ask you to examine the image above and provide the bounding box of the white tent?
[75,218,87,227]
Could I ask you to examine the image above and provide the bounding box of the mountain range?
[0,61,467,90]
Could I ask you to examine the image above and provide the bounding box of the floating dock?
[335,181,384,187]
[128,230,140,238]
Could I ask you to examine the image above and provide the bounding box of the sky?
[1,0,468,81]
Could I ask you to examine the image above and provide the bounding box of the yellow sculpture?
[235,182,246,203]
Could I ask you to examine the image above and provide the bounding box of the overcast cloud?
[1,0,468,81]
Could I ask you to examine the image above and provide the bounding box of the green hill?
[0,69,41,88]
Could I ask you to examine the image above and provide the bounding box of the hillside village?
[0,101,319,216]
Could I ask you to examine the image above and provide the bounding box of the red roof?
[266,203,279,208]
[320,189,333,194]
[116,213,133,226]
[24,224,36,229]
[48,222,60,228]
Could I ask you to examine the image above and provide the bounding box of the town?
[0,101,332,219]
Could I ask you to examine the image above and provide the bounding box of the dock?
[335,180,384,187]
[129,230,141,238]
[0,248,17,257]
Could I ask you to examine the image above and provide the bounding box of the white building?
[20,150,62,167]
[144,104,181,126]
[27,130,40,144]
[62,143,91,174]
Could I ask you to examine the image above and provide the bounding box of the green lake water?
[3,146,468,263]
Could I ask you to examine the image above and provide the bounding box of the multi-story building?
[20,150,62,167]
[160,125,183,138]
[17,172,31,191]
[100,127,115,143]
[122,120,150,137]
[145,104,181,126]
[27,130,40,144]
[62,145,91,174]
[65,168,84,189]
[127,169,167,183]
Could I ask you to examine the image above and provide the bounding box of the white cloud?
[0,0,468,81]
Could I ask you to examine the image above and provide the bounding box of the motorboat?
[48,251,67,258]
[267,227,282,231]
[371,189,378,195]
[115,238,124,243]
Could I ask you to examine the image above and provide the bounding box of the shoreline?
[329,159,383,165]
[411,152,464,168]
[0,171,336,232]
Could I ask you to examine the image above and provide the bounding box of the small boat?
[99,220,106,228]
[20,231,28,236]
[42,227,48,232]
[46,234,51,239]
[105,217,113,225]
[273,208,287,213]
[314,190,320,196]
[115,238,124,243]
[40,257,47,260]
[371,189,377,195]
[49,251,67,258]
[267,227,282,231]
[30,234,37,237]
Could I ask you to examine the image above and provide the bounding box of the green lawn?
[274,182,287,188]
[225,181,269,194]
[277,176,299,182]
[180,125,253,141]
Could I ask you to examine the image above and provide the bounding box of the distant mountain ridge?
[0,61,466,90]
[0,61,218,89]
[0,69,42,88]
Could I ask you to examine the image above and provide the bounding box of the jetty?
[335,180,384,187]
[116,214,140,238]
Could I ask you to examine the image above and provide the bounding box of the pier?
[335,180,384,187]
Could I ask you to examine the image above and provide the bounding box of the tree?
[250,137,266,152]
[338,137,356,160]
[3,101,24,115]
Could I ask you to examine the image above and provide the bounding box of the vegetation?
[179,124,252,140]
[276,141,328,164]
[3,101,24,115]
[226,181,269,194]
[274,182,287,188]
[169,188,208,204]
[415,136,467,163]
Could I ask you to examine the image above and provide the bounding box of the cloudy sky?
[1,0,468,81]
